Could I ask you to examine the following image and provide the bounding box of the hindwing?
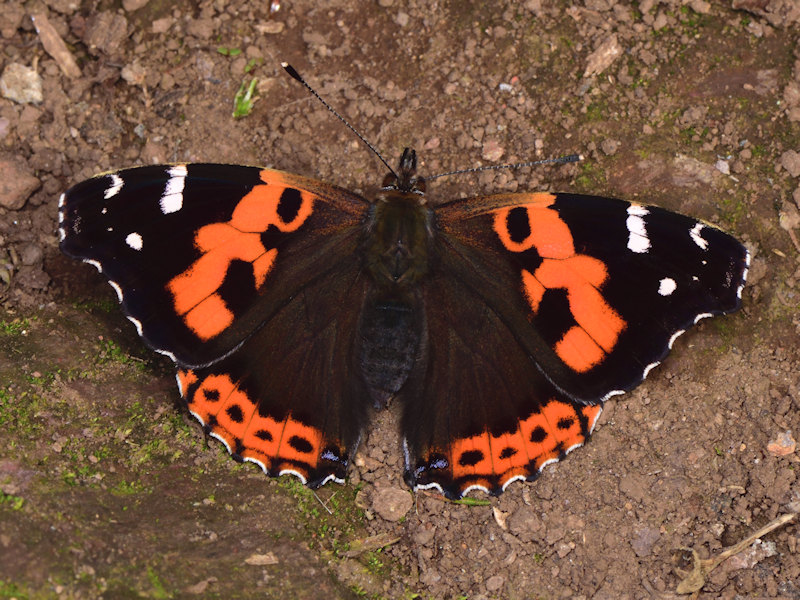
[176,257,371,486]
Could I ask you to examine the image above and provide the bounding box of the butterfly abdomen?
[357,296,424,405]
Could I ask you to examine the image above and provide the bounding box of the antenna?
[281,63,397,178]
[426,154,583,182]
[281,62,581,184]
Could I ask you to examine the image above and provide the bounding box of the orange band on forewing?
[252,250,278,288]
[492,201,627,372]
[529,208,575,258]
[493,200,568,256]
[230,183,286,231]
[232,171,315,233]
[182,294,234,342]
[166,174,315,341]
[533,255,625,366]
[555,326,605,372]
[521,268,546,312]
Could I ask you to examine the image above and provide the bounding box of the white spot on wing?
[58,192,66,208]
[175,372,185,397]
[626,205,650,253]
[109,280,123,302]
[243,456,268,473]
[415,482,445,493]
[210,431,232,453]
[539,457,560,470]
[127,316,144,336]
[125,232,143,251]
[278,468,308,485]
[84,258,102,272]
[602,389,625,402]
[317,473,345,486]
[690,223,708,250]
[737,251,751,298]
[160,165,187,214]
[501,474,526,491]
[586,406,603,434]
[461,483,491,496]
[169,164,188,177]
[658,277,677,296]
[627,204,649,216]
[104,173,123,199]
[668,329,686,349]
[694,312,713,324]
[643,361,660,379]
[153,345,178,362]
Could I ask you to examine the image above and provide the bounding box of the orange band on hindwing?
[449,399,602,488]
[178,369,323,478]
[493,200,626,372]
[167,171,315,341]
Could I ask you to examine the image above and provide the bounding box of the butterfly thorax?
[364,148,432,291]
[363,191,432,290]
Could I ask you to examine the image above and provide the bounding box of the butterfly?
[58,143,749,500]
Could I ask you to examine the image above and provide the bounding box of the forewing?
[434,192,749,403]
[59,164,369,366]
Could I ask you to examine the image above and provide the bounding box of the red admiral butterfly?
[59,77,749,500]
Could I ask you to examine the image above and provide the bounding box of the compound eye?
[382,173,398,189]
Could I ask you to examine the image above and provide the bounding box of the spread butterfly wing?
[401,268,602,499]
[176,255,371,487]
[434,192,749,403]
[59,164,369,366]
[400,192,748,498]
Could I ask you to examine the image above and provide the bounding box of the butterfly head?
[382,148,426,196]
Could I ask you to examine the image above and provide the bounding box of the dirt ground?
[1,0,799,598]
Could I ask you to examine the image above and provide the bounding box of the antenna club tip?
[577,154,585,161]
[282,62,302,82]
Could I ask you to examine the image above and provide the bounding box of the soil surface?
[1,0,800,598]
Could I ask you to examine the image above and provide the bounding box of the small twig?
[312,490,333,515]
[342,532,400,558]
[675,512,797,595]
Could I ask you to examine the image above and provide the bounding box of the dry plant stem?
[676,512,797,594]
